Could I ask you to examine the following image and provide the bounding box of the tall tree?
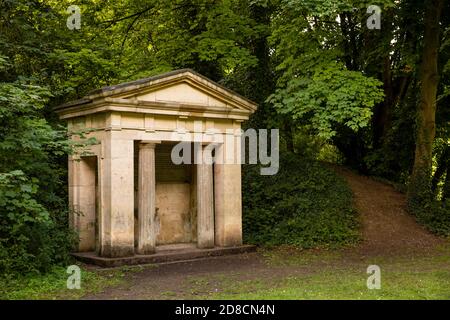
[408,0,445,206]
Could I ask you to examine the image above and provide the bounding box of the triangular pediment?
[55,69,257,119]
[118,81,241,110]
[97,69,256,112]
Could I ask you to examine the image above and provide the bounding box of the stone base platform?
[72,244,256,267]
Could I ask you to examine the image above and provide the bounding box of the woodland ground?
[2,167,449,300]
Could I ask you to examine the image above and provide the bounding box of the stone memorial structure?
[55,69,257,266]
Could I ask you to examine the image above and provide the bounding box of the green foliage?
[0,61,80,277]
[242,152,360,247]
[0,171,76,276]
[270,62,384,139]
[268,0,385,140]
[287,127,345,162]
[87,0,262,81]
[408,186,450,236]
[407,168,450,237]
[410,201,450,237]
[364,85,418,182]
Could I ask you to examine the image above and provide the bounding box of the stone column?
[68,156,97,252]
[137,142,156,254]
[196,144,215,248]
[98,134,135,258]
[214,137,243,247]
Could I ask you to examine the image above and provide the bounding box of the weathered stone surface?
[196,144,215,249]
[137,142,157,254]
[68,156,97,252]
[155,182,192,244]
[72,245,256,267]
[57,70,257,261]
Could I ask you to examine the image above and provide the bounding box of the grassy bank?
[188,246,450,300]
[0,265,126,300]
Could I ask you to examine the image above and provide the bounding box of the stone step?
[72,245,256,268]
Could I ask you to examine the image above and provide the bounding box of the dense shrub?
[0,171,76,276]
[242,152,360,247]
[413,202,450,236]
[0,81,79,277]
[407,182,450,236]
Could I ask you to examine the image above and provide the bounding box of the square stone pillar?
[98,133,135,258]
[196,144,215,248]
[68,156,97,252]
[214,141,243,247]
[137,142,157,254]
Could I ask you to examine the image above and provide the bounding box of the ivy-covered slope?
[243,153,359,248]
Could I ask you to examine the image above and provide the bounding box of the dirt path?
[84,167,445,299]
[335,167,443,256]
[86,253,268,299]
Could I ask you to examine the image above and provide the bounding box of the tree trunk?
[443,169,450,202]
[431,145,450,195]
[407,0,444,205]
[372,10,394,148]
[373,56,394,148]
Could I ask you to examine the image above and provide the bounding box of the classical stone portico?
[55,69,257,264]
